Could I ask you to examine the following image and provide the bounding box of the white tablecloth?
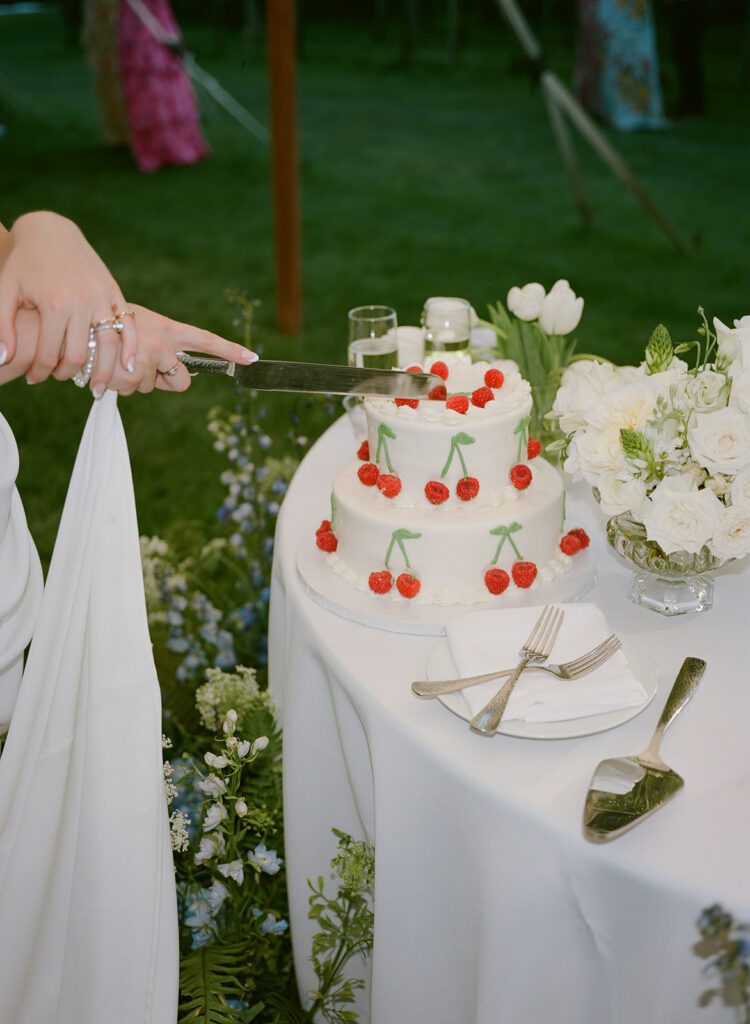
[269,415,749,1024]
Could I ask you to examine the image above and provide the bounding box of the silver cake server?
[178,354,441,399]
[582,656,706,843]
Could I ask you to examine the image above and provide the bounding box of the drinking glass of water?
[421,296,472,362]
[347,305,399,369]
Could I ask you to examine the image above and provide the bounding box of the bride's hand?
[0,211,139,387]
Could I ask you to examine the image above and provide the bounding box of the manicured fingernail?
[92,383,105,399]
[0,344,7,367]
[241,350,259,364]
[127,356,135,374]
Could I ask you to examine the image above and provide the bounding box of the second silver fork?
[470,605,565,736]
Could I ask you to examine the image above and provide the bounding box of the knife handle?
[178,353,235,377]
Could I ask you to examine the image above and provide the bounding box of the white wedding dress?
[0,394,178,1023]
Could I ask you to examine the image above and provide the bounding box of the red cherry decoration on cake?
[456,477,480,502]
[357,440,370,461]
[425,481,450,505]
[429,361,449,380]
[376,473,402,499]
[446,395,469,415]
[368,570,393,594]
[484,568,510,595]
[569,527,590,549]
[512,561,537,589]
[471,386,495,409]
[527,438,541,460]
[428,384,447,401]
[358,463,379,486]
[560,533,582,556]
[395,398,419,409]
[510,464,532,490]
[316,530,338,553]
[484,368,505,389]
[405,364,422,373]
[396,573,421,599]
[316,519,332,535]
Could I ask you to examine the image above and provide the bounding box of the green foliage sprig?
[694,904,750,1021]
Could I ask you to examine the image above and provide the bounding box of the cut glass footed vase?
[606,513,727,617]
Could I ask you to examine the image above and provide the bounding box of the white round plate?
[296,542,597,637]
[427,639,658,739]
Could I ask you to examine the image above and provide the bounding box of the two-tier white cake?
[315,359,588,605]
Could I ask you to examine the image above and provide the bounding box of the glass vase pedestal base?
[627,571,714,617]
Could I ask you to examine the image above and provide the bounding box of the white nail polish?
[241,350,259,364]
[92,383,105,399]
[127,356,135,374]
[0,344,7,367]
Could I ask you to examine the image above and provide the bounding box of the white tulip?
[642,476,722,555]
[538,280,584,336]
[507,282,545,322]
[688,407,750,476]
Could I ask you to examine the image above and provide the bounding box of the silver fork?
[412,635,621,698]
[470,605,565,736]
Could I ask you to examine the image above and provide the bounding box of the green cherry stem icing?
[376,423,396,473]
[489,522,523,564]
[384,528,422,571]
[514,414,531,464]
[440,431,476,479]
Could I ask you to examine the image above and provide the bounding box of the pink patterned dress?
[118,0,210,173]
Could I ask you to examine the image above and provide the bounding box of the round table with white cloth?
[269,413,749,1024]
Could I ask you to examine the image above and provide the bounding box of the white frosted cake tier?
[363,361,533,506]
[327,455,570,605]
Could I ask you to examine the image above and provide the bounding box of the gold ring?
[160,363,180,378]
[115,310,136,321]
[91,315,124,334]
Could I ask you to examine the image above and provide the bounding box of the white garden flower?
[641,476,723,555]
[197,773,227,799]
[252,736,270,754]
[552,359,618,433]
[205,752,230,769]
[194,833,226,865]
[207,880,229,914]
[218,859,245,886]
[538,279,584,336]
[237,740,251,758]
[575,427,628,484]
[729,371,750,415]
[729,467,750,510]
[715,316,750,372]
[709,506,750,560]
[507,282,546,321]
[687,407,750,476]
[588,380,659,434]
[235,799,248,818]
[596,471,648,516]
[684,370,729,414]
[203,802,229,832]
[248,843,283,875]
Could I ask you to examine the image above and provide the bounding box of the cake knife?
[177,354,441,399]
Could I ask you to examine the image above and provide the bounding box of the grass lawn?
[1,8,748,561]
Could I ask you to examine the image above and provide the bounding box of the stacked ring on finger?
[91,315,125,335]
[72,326,98,388]
[159,362,180,378]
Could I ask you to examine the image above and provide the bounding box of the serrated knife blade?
[177,354,441,399]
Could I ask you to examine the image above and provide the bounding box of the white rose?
[507,282,545,321]
[538,279,584,336]
[552,360,618,433]
[730,467,750,510]
[709,506,750,560]
[575,427,627,484]
[641,476,723,555]
[588,380,657,434]
[684,370,729,414]
[729,371,750,415]
[687,407,750,475]
[597,471,648,516]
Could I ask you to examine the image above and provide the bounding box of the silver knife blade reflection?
[178,354,441,399]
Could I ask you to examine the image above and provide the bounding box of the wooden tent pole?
[267,0,302,334]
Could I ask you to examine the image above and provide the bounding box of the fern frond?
[179,941,252,1024]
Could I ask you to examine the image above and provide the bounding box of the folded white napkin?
[444,604,647,723]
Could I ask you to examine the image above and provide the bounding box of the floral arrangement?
[551,312,750,563]
[486,279,584,439]
[694,904,750,1021]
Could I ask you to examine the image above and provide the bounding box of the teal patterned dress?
[576,0,667,132]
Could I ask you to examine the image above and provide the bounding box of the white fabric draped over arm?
[0,413,43,732]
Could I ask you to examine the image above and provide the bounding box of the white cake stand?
[296,541,597,637]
